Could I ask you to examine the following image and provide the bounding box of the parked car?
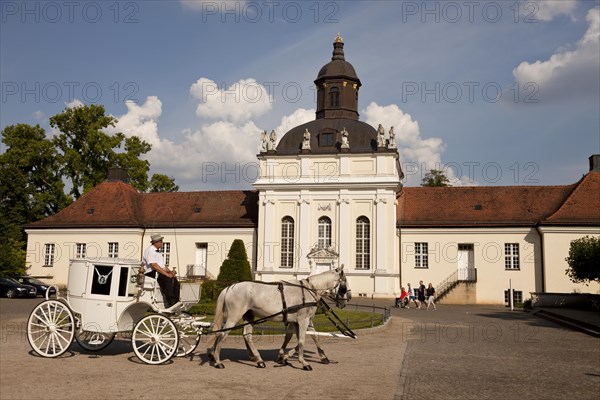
[16,276,56,297]
[0,278,37,298]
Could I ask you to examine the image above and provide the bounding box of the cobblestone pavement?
[1,298,599,400]
[386,303,600,400]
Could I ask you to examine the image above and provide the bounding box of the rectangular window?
[505,290,523,305]
[281,218,294,268]
[505,243,519,270]
[415,242,428,268]
[355,218,370,270]
[108,242,119,258]
[76,243,86,259]
[320,132,334,147]
[160,242,171,267]
[44,244,55,266]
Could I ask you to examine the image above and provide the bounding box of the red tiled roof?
[542,172,600,226]
[26,181,258,229]
[397,183,578,228]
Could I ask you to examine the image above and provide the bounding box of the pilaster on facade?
[297,193,311,272]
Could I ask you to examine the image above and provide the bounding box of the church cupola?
[315,34,362,120]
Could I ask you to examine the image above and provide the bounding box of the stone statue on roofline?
[387,126,396,149]
[260,130,268,152]
[302,128,311,150]
[377,124,386,148]
[267,130,277,151]
[340,127,349,148]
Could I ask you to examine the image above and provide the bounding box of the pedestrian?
[395,287,409,308]
[406,283,419,308]
[426,283,437,310]
[417,280,426,309]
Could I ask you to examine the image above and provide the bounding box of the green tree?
[50,104,154,198]
[565,236,600,284]
[421,169,450,187]
[0,124,71,277]
[148,173,179,192]
[217,239,253,283]
[114,136,152,192]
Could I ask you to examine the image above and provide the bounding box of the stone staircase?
[438,282,477,304]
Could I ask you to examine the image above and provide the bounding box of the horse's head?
[333,265,351,308]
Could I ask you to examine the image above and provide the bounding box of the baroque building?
[24,38,600,303]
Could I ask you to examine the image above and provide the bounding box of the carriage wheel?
[74,319,116,352]
[27,299,75,358]
[172,312,201,357]
[132,314,179,365]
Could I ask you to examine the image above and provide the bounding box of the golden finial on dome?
[335,33,343,43]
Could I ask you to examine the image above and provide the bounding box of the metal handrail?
[436,268,477,301]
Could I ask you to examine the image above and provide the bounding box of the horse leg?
[211,320,238,369]
[242,322,265,368]
[310,332,330,364]
[297,319,312,371]
[277,324,295,365]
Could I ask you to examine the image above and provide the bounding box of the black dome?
[276,118,377,155]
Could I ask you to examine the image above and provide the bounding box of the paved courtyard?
[0,299,599,400]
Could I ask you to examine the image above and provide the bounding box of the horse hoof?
[321,358,330,364]
[257,361,266,368]
[303,365,313,371]
[277,359,289,365]
[215,363,225,369]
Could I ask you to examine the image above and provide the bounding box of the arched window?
[329,87,340,107]
[318,216,332,249]
[281,216,294,267]
[356,216,370,269]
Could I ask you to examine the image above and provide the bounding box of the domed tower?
[254,36,402,298]
[275,35,381,154]
[315,34,361,120]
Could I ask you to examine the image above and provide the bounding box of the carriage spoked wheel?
[171,312,201,357]
[74,318,116,352]
[132,314,179,364]
[27,299,75,358]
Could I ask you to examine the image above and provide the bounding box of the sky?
[1,0,599,191]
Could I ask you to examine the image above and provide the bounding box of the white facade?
[25,227,256,287]
[254,152,402,297]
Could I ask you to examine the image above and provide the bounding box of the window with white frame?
[281,216,295,268]
[159,242,171,267]
[415,242,428,268]
[504,289,523,305]
[355,216,370,269]
[108,242,119,258]
[318,216,332,249]
[76,243,86,258]
[505,243,520,269]
[44,243,55,266]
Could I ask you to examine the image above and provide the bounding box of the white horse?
[207,266,351,370]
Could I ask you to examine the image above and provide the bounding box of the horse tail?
[212,287,228,332]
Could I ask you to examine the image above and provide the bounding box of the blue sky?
[1,0,599,190]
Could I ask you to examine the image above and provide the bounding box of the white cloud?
[111,96,163,147]
[513,7,600,99]
[273,107,314,139]
[531,0,577,22]
[362,102,474,186]
[65,99,84,109]
[190,77,273,123]
[32,110,45,121]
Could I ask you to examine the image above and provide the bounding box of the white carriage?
[26,257,210,364]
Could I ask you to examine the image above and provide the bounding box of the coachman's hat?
[150,234,164,244]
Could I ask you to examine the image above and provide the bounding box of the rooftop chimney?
[589,154,600,172]
[107,166,130,183]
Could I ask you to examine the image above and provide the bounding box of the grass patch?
[187,304,384,335]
